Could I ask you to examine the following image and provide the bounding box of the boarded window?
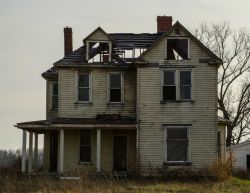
[78,74,90,102]
[52,83,58,110]
[163,71,176,100]
[80,130,91,162]
[180,71,192,100]
[167,39,188,60]
[166,128,188,162]
[109,74,122,102]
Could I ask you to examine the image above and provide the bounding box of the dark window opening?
[166,128,188,162]
[88,42,110,63]
[78,74,90,102]
[80,130,91,162]
[52,83,58,110]
[167,39,188,60]
[109,74,122,102]
[180,71,192,100]
[163,71,176,100]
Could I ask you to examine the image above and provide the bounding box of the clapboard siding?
[143,29,210,63]
[46,80,58,119]
[87,30,111,41]
[59,68,136,118]
[42,129,136,173]
[138,29,218,172]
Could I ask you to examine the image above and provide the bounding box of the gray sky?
[0,0,250,149]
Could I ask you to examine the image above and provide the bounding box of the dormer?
[83,27,113,63]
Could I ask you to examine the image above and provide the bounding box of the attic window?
[86,41,111,63]
[166,38,189,60]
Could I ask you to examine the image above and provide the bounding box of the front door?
[113,136,128,172]
[50,131,58,172]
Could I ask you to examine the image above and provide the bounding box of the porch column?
[21,130,27,173]
[58,129,64,173]
[28,132,33,173]
[34,133,38,171]
[96,129,101,172]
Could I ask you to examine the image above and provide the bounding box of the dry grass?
[0,170,250,193]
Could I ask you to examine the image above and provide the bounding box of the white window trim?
[161,69,194,101]
[163,126,191,163]
[107,72,124,104]
[165,37,190,60]
[50,81,58,111]
[75,71,92,103]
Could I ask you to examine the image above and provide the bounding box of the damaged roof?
[42,21,222,79]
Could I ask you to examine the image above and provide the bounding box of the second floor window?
[108,73,123,103]
[162,70,192,101]
[52,82,58,110]
[163,71,176,100]
[78,73,90,102]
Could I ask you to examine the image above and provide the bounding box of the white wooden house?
[15,16,225,176]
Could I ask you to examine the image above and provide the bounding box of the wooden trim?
[16,124,137,129]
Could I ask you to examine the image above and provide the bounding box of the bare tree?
[195,22,250,146]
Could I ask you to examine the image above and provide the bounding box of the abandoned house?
[15,16,226,176]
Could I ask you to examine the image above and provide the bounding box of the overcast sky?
[0,0,250,149]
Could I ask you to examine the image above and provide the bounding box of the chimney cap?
[64,26,72,32]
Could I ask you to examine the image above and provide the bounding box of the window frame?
[165,37,190,60]
[161,69,193,101]
[79,129,92,163]
[50,81,58,111]
[107,72,124,103]
[179,70,192,100]
[163,126,191,164]
[76,72,92,103]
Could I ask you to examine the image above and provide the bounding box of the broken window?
[78,73,90,102]
[167,38,188,60]
[87,41,110,63]
[80,130,91,162]
[163,70,176,100]
[51,82,58,110]
[180,71,192,100]
[109,73,122,102]
[166,128,188,162]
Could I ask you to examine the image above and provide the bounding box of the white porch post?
[58,129,64,173]
[34,133,38,171]
[96,129,101,172]
[28,132,33,173]
[21,130,27,173]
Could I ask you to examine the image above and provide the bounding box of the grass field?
[1,172,250,193]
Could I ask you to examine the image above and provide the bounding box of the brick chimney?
[64,27,73,57]
[157,16,172,33]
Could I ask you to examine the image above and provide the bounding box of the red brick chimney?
[64,27,73,57]
[157,16,172,33]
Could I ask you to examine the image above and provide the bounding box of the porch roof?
[14,117,137,132]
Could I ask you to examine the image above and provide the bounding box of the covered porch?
[15,117,137,174]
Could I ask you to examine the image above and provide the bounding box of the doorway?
[113,136,128,172]
[50,131,58,172]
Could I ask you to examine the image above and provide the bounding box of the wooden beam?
[96,129,101,172]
